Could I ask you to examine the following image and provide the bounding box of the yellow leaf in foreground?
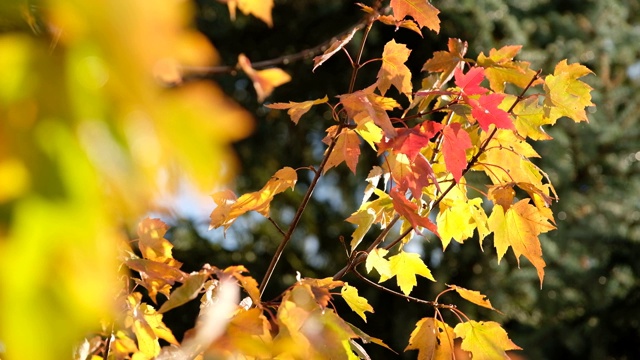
[454,321,521,360]
[341,283,374,322]
[405,318,454,360]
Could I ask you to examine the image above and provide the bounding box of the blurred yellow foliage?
[0,0,252,359]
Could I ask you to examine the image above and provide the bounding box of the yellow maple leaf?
[210,167,297,230]
[341,283,374,322]
[544,59,594,123]
[448,285,500,312]
[405,318,455,360]
[377,39,413,101]
[365,248,393,280]
[454,321,521,360]
[136,218,180,267]
[487,199,556,286]
[477,45,542,92]
[323,128,361,174]
[512,97,554,141]
[384,251,435,295]
[238,54,291,102]
[265,96,328,124]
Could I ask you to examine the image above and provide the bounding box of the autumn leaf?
[405,318,454,360]
[378,121,443,161]
[224,265,262,306]
[266,96,328,124]
[448,285,500,312]
[341,283,374,322]
[390,0,441,33]
[210,167,297,230]
[339,85,400,138]
[136,218,181,267]
[238,54,291,102]
[380,251,435,295]
[125,259,185,303]
[487,199,556,286]
[442,123,472,182]
[365,248,393,280]
[313,27,358,72]
[477,45,542,92]
[377,39,413,100]
[224,0,274,27]
[126,293,179,358]
[455,66,488,96]
[422,38,468,85]
[158,273,208,313]
[323,128,361,174]
[544,59,594,123]
[454,321,521,360]
[437,196,488,249]
[346,206,376,250]
[377,15,424,37]
[487,183,516,210]
[390,184,438,235]
[512,97,554,141]
[470,93,514,131]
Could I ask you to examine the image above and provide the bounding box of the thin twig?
[353,269,456,309]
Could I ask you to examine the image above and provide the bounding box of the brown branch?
[258,15,378,298]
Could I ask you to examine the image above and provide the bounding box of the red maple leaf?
[470,93,514,131]
[379,121,443,160]
[442,123,472,182]
[390,181,439,235]
[454,67,488,96]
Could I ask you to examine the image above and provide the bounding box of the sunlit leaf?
[454,321,521,360]
[405,318,454,360]
[544,59,594,123]
[441,123,472,182]
[383,251,435,295]
[390,0,441,32]
[323,128,361,174]
[377,39,413,100]
[448,285,500,312]
[477,45,541,92]
[366,248,393,280]
[487,200,556,286]
[341,283,374,322]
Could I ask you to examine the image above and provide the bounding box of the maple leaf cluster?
[81,1,594,359]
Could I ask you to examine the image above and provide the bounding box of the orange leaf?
[339,85,400,138]
[225,0,274,27]
[377,39,413,100]
[454,321,521,360]
[225,265,262,306]
[378,15,424,37]
[323,128,361,174]
[137,218,180,266]
[313,27,358,72]
[238,54,291,102]
[405,318,455,360]
[442,123,472,183]
[390,0,441,33]
[448,285,500,312]
[487,199,556,286]
[265,96,328,124]
[487,183,516,210]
